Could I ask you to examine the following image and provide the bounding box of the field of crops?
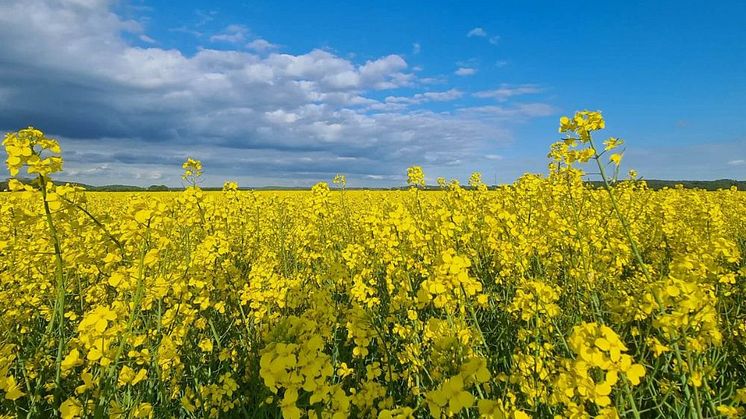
[1,113,746,418]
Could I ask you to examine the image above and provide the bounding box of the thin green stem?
[39,175,66,406]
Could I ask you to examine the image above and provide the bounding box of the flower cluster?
[552,323,646,416]
[3,127,63,177]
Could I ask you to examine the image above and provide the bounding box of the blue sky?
[1,0,744,186]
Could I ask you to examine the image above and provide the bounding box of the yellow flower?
[406,166,425,187]
[625,363,646,386]
[337,362,354,378]
[280,387,302,419]
[734,388,746,404]
[603,137,624,151]
[2,376,24,400]
[61,349,83,372]
[198,338,214,353]
[118,365,148,387]
[427,375,474,416]
[333,174,347,187]
[60,398,82,419]
[133,402,153,418]
[717,405,743,418]
[689,371,703,388]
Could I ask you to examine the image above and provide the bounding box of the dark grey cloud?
[0,0,554,186]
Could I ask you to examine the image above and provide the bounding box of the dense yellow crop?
[1,114,745,418]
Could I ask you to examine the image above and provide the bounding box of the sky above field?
[1,0,745,186]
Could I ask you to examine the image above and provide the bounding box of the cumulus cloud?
[246,38,279,52]
[0,0,553,186]
[455,67,477,76]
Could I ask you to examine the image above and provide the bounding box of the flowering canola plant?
[1,114,746,418]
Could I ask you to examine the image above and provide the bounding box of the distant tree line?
[2,178,745,192]
[587,179,746,191]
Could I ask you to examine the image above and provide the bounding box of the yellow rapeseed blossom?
[406,165,425,187]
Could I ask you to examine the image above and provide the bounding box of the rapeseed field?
[1,112,745,418]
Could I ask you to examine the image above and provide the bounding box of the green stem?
[588,137,649,279]
[623,378,642,419]
[40,175,66,405]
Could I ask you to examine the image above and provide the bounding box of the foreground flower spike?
[333,174,347,188]
[407,165,425,187]
[3,126,63,177]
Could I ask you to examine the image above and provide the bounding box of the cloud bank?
[0,0,554,186]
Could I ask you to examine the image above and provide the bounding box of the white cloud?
[170,25,203,38]
[474,84,542,101]
[134,169,164,180]
[419,76,447,85]
[455,67,477,76]
[376,89,463,110]
[489,36,500,45]
[420,89,463,101]
[467,27,487,37]
[210,24,248,43]
[728,159,745,166]
[412,42,421,55]
[459,103,556,120]
[246,38,278,52]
